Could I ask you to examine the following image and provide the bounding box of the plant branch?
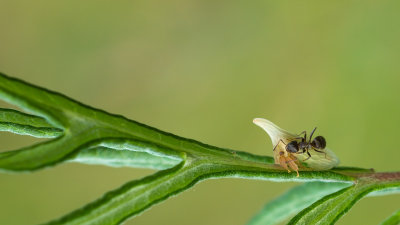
[0,72,398,225]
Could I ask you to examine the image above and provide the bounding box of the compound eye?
[312,136,326,149]
[286,141,299,153]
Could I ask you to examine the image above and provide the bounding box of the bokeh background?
[1,1,400,225]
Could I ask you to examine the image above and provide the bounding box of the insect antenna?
[309,127,317,143]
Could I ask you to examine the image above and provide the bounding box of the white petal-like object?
[253,118,339,171]
[253,118,299,147]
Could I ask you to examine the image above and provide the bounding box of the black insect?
[285,127,327,161]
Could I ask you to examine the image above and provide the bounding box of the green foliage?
[0,108,62,138]
[288,175,400,225]
[247,182,351,225]
[0,72,399,225]
[380,209,400,225]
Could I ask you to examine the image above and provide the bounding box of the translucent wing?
[295,148,339,170]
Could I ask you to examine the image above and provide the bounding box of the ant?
[273,127,326,161]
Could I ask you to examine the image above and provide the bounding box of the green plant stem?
[0,72,399,225]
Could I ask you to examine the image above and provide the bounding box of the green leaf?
[247,182,350,225]
[288,175,400,225]
[368,186,400,196]
[0,108,62,137]
[42,161,358,224]
[0,72,399,225]
[0,73,357,182]
[41,160,352,225]
[67,138,184,170]
[43,162,189,225]
[0,72,354,179]
[0,72,187,171]
[380,209,400,225]
[68,146,180,170]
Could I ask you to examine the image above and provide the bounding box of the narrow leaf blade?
[288,178,400,225]
[380,209,400,225]
[0,108,63,137]
[42,161,228,225]
[68,146,181,170]
[247,182,350,225]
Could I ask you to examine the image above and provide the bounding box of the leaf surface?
[247,182,350,225]
[380,209,400,225]
[288,175,400,225]
[0,108,62,137]
[0,72,399,225]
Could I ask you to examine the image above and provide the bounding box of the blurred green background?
[1,1,400,225]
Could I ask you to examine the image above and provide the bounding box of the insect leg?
[295,149,306,155]
[297,130,307,141]
[313,149,327,158]
[273,139,286,151]
[279,155,290,173]
[303,151,312,161]
[287,155,299,177]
